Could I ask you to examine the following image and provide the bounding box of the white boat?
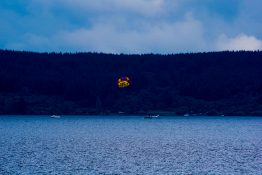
[144,115,159,119]
[50,115,61,119]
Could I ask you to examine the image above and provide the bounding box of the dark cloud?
[0,0,261,53]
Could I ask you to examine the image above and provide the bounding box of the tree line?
[0,49,262,115]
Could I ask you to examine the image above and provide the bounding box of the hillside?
[1,50,262,116]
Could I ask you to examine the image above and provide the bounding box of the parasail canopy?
[118,76,130,88]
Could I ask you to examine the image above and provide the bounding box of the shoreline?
[1,114,262,117]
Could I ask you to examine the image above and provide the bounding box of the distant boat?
[50,115,61,119]
[144,115,159,119]
[184,113,190,117]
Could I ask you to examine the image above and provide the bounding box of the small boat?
[50,115,61,119]
[144,115,159,119]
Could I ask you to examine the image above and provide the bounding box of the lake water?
[0,116,262,174]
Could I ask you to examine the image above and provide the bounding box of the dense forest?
[0,49,262,116]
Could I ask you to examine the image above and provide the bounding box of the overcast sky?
[0,0,262,53]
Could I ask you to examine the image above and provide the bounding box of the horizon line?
[1,48,261,56]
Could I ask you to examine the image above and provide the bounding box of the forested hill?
[1,49,262,116]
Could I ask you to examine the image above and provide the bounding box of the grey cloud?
[1,0,262,53]
[216,34,262,51]
[8,13,206,54]
[31,0,169,17]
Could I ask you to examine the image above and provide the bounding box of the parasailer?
[118,76,130,88]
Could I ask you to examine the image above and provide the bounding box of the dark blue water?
[0,116,262,174]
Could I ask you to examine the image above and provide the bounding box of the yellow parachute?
[118,76,130,88]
